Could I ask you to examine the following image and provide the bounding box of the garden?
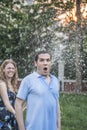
[60,93,87,130]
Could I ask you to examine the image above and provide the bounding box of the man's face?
[35,53,51,77]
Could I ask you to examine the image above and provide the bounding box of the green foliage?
[63,42,76,79]
[0,1,57,78]
[60,93,87,130]
[82,35,87,80]
[0,0,87,80]
[53,0,74,10]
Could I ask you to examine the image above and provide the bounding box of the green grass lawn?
[60,93,87,130]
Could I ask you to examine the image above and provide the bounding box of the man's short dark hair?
[35,50,51,61]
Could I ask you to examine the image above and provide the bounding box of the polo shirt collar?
[33,71,52,78]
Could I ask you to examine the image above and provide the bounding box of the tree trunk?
[75,0,83,92]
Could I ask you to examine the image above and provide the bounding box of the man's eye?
[40,59,44,62]
[47,59,50,62]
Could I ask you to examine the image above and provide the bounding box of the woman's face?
[3,63,16,79]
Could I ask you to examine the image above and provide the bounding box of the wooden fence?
[17,79,87,92]
[60,80,87,92]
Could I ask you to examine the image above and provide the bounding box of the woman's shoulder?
[0,80,6,88]
[0,80,5,84]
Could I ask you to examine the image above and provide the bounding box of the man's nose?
[43,60,48,64]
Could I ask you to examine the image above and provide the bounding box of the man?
[15,50,61,130]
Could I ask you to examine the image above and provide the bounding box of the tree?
[53,0,87,92]
[0,0,87,88]
[0,1,57,77]
[75,0,82,92]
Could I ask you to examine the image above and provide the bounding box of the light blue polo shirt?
[17,72,60,130]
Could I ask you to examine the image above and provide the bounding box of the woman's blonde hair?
[0,59,18,91]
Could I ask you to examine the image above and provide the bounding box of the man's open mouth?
[43,67,48,71]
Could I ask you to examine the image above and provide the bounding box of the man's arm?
[15,98,25,130]
[57,101,61,130]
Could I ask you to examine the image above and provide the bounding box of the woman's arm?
[0,81,15,115]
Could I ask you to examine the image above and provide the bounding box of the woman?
[0,59,19,130]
